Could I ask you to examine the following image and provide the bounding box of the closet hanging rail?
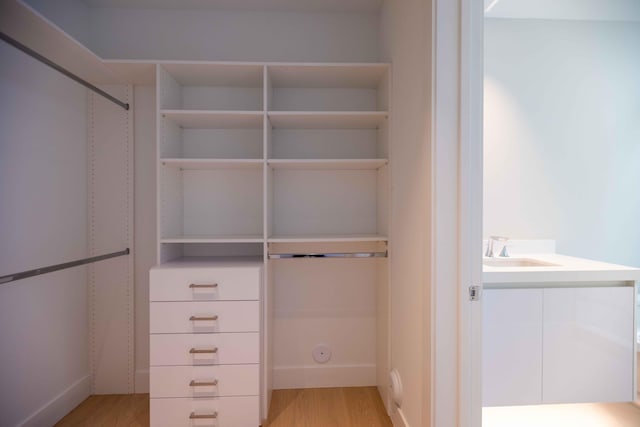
[0,31,129,110]
[269,251,387,259]
[0,248,130,285]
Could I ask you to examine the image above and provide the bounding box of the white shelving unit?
[157,61,389,260]
[156,61,390,422]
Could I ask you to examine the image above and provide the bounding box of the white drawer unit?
[150,301,260,333]
[149,260,262,427]
[150,396,260,427]
[150,333,260,366]
[150,267,260,302]
[150,365,260,398]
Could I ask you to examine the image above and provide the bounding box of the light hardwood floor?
[264,387,392,427]
[55,387,392,427]
[55,393,149,426]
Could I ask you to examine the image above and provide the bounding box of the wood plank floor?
[55,387,392,427]
[264,387,392,427]
[55,393,149,427]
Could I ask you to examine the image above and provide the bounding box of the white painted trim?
[135,369,150,393]
[17,375,90,427]
[431,0,483,425]
[459,0,484,426]
[431,0,462,426]
[391,406,410,427]
[272,364,376,389]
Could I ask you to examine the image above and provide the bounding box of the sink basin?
[483,257,560,268]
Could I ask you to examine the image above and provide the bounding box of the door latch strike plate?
[469,285,480,301]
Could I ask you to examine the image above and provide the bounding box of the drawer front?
[150,333,259,366]
[150,301,259,333]
[150,268,260,302]
[150,365,259,398]
[150,396,259,427]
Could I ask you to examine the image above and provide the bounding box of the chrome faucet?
[485,236,509,257]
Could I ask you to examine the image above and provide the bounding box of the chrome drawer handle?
[189,283,218,289]
[189,315,218,321]
[189,412,218,419]
[190,379,218,387]
[189,347,218,354]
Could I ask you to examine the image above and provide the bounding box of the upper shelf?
[268,159,387,170]
[268,111,387,129]
[160,62,264,87]
[267,63,389,89]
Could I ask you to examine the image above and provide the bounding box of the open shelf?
[267,112,387,129]
[161,158,263,170]
[160,166,263,239]
[159,242,264,263]
[268,234,388,243]
[161,235,264,243]
[268,159,387,170]
[267,64,389,112]
[158,63,264,111]
[269,168,387,238]
[161,110,263,128]
[267,63,389,89]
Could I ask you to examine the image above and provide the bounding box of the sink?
[483,257,560,268]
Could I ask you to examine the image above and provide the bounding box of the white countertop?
[483,253,640,284]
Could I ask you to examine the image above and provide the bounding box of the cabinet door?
[482,288,544,406]
[542,286,634,404]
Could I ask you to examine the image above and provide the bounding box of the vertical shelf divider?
[262,64,272,418]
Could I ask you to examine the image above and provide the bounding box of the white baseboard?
[135,369,150,393]
[390,406,409,427]
[273,364,376,389]
[18,375,90,427]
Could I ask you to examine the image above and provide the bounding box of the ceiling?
[82,0,383,13]
[484,0,640,22]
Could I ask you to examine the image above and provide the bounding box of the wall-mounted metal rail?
[0,31,129,110]
[0,248,130,285]
[268,251,387,259]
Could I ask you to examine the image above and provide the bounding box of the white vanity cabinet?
[482,288,543,406]
[483,284,635,407]
[542,286,635,404]
[149,260,263,427]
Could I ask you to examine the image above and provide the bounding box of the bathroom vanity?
[482,250,640,407]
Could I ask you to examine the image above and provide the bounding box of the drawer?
[150,267,260,302]
[150,301,259,333]
[150,333,259,366]
[150,365,259,398]
[150,396,259,427]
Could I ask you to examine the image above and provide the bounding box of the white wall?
[381,0,432,425]
[484,19,640,267]
[89,8,380,62]
[0,42,90,426]
[133,85,156,393]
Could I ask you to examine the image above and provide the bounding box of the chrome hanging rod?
[269,251,387,259]
[0,32,129,110]
[0,248,130,285]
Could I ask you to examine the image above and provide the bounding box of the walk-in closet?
[0,1,432,426]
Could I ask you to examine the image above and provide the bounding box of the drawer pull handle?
[189,412,218,419]
[189,283,218,289]
[189,347,218,354]
[189,315,218,321]
[190,379,219,387]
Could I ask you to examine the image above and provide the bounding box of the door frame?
[430,0,483,426]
